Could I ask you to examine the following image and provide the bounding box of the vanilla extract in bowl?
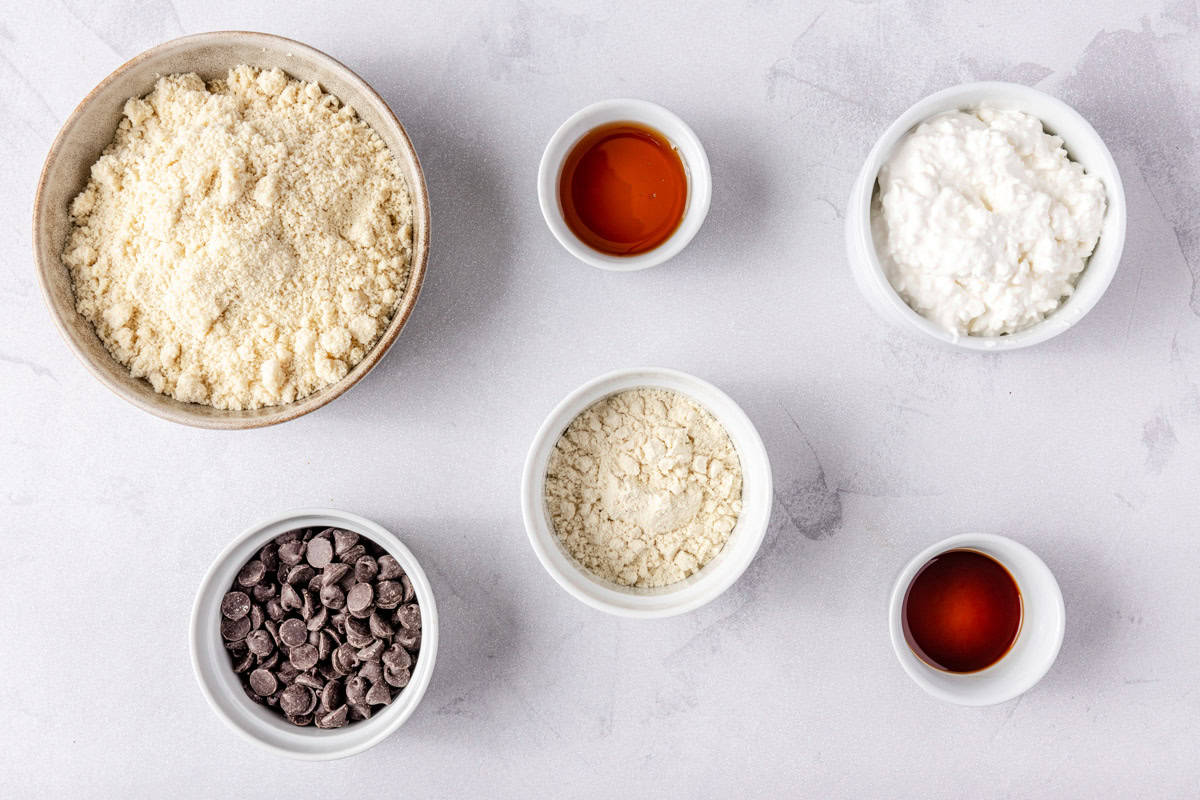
[901,548,1022,673]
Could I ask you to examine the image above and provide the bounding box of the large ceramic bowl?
[33,31,431,428]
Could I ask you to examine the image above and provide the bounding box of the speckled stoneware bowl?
[33,31,431,429]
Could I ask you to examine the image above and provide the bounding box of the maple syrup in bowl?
[888,533,1065,706]
[538,99,712,271]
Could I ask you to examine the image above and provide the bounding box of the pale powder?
[63,66,413,410]
[544,388,743,588]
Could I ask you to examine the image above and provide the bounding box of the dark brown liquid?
[558,122,688,256]
[902,549,1022,673]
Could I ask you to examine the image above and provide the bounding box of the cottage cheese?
[872,106,1106,336]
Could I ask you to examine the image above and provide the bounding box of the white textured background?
[2,1,1199,796]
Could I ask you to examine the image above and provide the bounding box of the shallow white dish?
[845,81,1126,351]
[521,367,772,617]
[537,99,711,271]
[888,532,1065,706]
[189,508,438,760]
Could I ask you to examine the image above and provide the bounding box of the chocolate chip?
[401,574,415,602]
[357,639,384,661]
[384,666,411,688]
[340,543,366,565]
[278,540,305,566]
[334,643,359,675]
[394,627,420,650]
[354,555,378,582]
[259,543,279,570]
[358,659,384,686]
[237,560,266,587]
[279,618,307,648]
[375,581,403,610]
[307,605,328,631]
[221,591,251,620]
[320,680,344,711]
[315,705,349,729]
[233,650,255,673]
[266,599,285,621]
[345,616,374,648]
[396,603,421,630]
[346,583,374,617]
[295,672,324,691]
[248,605,264,631]
[287,564,315,586]
[280,583,301,611]
[221,615,251,641]
[286,713,312,727]
[259,651,279,672]
[318,630,335,662]
[289,643,319,671]
[307,573,324,594]
[274,530,299,545]
[345,675,368,706]
[382,643,412,671]
[249,669,277,696]
[376,556,405,582]
[278,681,312,719]
[246,629,274,657]
[252,583,276,604]
[348,702,371,721]
[369,609,394,639]
[319,584,346,610]
[306,537,333,568]
[333,529,359,555]
[322,562,351,587]
[366,681,393,706]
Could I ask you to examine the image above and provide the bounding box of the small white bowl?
[537,99,712,271]
[190,508,438,760]
[888,533,1065,706]
[521,367,772,617]
[845,82,1127,351]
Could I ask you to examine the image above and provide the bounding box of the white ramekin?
[190,508,438,760]
[888,533,1065,706]
[537,99,712,271]
[845,81,1127,351]
[521,367,772,618]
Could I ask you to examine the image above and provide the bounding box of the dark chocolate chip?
[294,672,324,691]
[322,562,351,587]
[237,560,266,587]
[365,681,393,706]
[279,618,307,648]
[396,603,421,630]
[377,555,403,581]
[252,583,276,603]
[266,599,285,621]
[401,574,414,602]
[280,583,301,611]
[221,591,251,620]
[320,680,344,712]
[394,627,420,650]
[249,669,277,696]
[369,609,394,639]
[346,583,374,616]
[319,584,345,610]
[333,529,359,555]
[278,540,306,566]
[307,605,328,632]
[354,556,378,583]
[287,564,315,586]
[344,675,368,706]
[259,543,279,570]
[344,616,374,648]
[384,666,411,688]
[382,643,412,671]
[358,659,383,686]
[233,650,255,673]
[375,581,403,610]
[315,705,349,729]
[306,538,333,568]
[248,605,264,631]
[221,615,251,641]
[289,643,319,671]
[246,629,274,657]
[340,544,366,565]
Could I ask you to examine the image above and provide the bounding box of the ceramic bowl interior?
[189,508,438,760]
[33,31,431,428]
[888,533,1065,706]
[521,367,772,617]
[537,99,712,271]
[845,81,1126,351]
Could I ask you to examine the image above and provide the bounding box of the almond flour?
[544,388,743,588]
[63,66,414,410]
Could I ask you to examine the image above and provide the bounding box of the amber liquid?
[558,122,688,256]
[902,549,1022,673]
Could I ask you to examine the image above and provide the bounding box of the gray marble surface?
[3,0,1198,796]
